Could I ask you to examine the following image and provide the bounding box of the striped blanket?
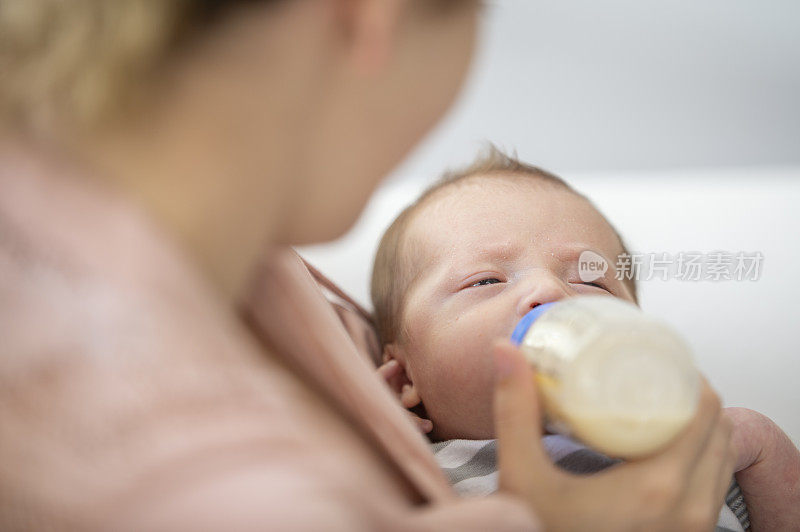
[432,435,749,531]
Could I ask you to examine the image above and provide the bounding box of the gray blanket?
[432,436,749,531]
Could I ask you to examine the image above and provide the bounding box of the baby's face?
[394,177,636,440]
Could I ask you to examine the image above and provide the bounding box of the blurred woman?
[0,1,734,529]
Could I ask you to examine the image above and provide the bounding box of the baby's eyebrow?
[472,241,525,263]
[554,243,613,264]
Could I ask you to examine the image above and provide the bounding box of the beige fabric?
[301,258,383,366]
[244,249,453,503]
[0,147,539,531]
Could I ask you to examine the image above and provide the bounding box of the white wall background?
[300,1,800,444]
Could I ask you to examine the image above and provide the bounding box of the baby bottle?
[510,296,700,458]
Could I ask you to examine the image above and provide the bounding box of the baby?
[371,148,799,531]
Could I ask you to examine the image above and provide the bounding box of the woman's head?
[0,0,480,245]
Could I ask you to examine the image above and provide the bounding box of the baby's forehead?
[407,175,573,237]
[421,172,542,207]
[402,175,623,266]
[407,175,539,234]
[416,172,570,218]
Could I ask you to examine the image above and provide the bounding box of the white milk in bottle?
[510,296,700,458]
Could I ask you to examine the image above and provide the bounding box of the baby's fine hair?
[370,145,638,346]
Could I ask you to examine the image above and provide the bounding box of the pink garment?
[300,258,383,367]
[0,148,539,531]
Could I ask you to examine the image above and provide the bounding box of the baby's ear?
[378,344,432,424]
[382,342,404,365]
[378,343,414,395]
[378,344,429,431]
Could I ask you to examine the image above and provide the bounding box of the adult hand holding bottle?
[493,340,736,531]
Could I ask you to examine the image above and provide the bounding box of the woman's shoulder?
[0,144,235,391]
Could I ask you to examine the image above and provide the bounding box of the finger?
[657,378,721,473]
[377,359,401,380]
[493,340,553,495]
[681,409,735,527]
[400,384,421,408]
[693,410,735,500]
[410,414,433,434]
[713,418,737,505]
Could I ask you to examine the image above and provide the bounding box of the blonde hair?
[0,0,267,135]
[370,146,638,346]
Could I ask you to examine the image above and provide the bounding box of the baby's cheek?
[426,346,497,439]
[406,307,506,438]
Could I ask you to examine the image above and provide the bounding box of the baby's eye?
[580,281,610,292]
[470,278,502,287]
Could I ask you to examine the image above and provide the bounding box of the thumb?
[493,340,553,495]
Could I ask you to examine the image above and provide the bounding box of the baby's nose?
[516,276,570,317]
